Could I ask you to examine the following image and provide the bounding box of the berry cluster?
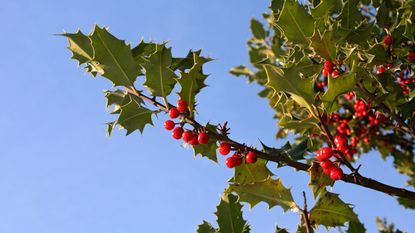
[218,142,258,168]
[315,146,344,180]
[164,100,258,168]
[164,100,210,146]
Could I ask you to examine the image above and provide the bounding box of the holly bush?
[62,0,415,232]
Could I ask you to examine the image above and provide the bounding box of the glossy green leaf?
[347,221,366,233]
[143,45,177,97]
[193,139,218,163]
[228,177,296,211]
[215,193,250,233]
[311,30,336,60]
[309,191,359,227]
[397,197,415,210]
[197,221,217,233]
[311,0,342,19]
[233,159,273,185]
[276,0,313,45]
[230,65,253,77]
[339,0,364,29]
[89,25,140,86]
[250,18,267,40]
[321,72,357,108]
[177,52,211,115]
[264,65,315,113]
[308,162,334,199]
[117,101,154,135]
[275,225,289,233]
[62,30,93,65]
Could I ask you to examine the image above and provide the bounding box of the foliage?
[63,0,415,232]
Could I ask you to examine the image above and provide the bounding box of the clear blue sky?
[0,0,414,232]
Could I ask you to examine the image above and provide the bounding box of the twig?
[124,85,415,201]
[302,191,313,233]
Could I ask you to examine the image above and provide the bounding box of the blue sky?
[0,0,414,232]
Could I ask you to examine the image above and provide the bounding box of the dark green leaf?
[308,162,334,199]
[230,65,253,77]
[311,0,342,19]
[216,193,250,233]
[276,225,289,233]
[264,64,315,113]
[228,177,296,211]
[339,0,364,29]
[233,159,273,185]
[250,18,267,40]
[347,221,366,233]
[89,25,140,86]
[309,191,359,227]
[276,0,314,45]
[197,221,217,233]
[177,52,211,115]
[62,30,93,65]
[143,45,177,97]
[117,101,154,135]
[397,197,415,210]
[311,29,336,60]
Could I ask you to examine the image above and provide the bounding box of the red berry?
[168,107,180,119]
[324,60,334,73]
[177,100,188,113]
[172,127,183,140]
[383,34,392,46]
[334,134,348,148]
[225,154,242,168]
[246,151,258,164]
[198,132,209,144]
[182,130,194,142]
[407,52,415,63]
[316,147,333,161]
[164,120,175,130]
[330,167,344,180]
[322,68,329,77]
[189,134,199,146]
[219,142,231,155]
[320,160,334,171]
[331,70,340,78]
[376,66,386,74]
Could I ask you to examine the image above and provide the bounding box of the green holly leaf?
[215,193,250,233]
[230,65,254,77]
[250,18,267,40]
[310,29,336,60]
[275,225,289,233]
[309,191,359,227]
[106,121,116,137]
[233,159,273,185]
[339,0,364,29]
[197,221,217,233]
[104,90,142,114]
[228,177,296,211]
[193,140,218,163]
[347,221,366,233]
[296,225,308,233]
[171,50,201,71]
[321,72,357,109]
[308,162,334,199]
[264,64,315,113]
[89,25,141,86]
[310,0,342,19]
[286,139,309,160]
[278,115,319,133]
[276,0,313,45]
[398,98,415,119]
[397,197,415,210]
[143,45,177,97]
[62,30,93,65]
[131,40,157,61]
[177,52,211,115]
[117,100,154,135]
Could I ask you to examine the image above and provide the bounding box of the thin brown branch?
[302,191,313,233]
[125,86,415,201]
